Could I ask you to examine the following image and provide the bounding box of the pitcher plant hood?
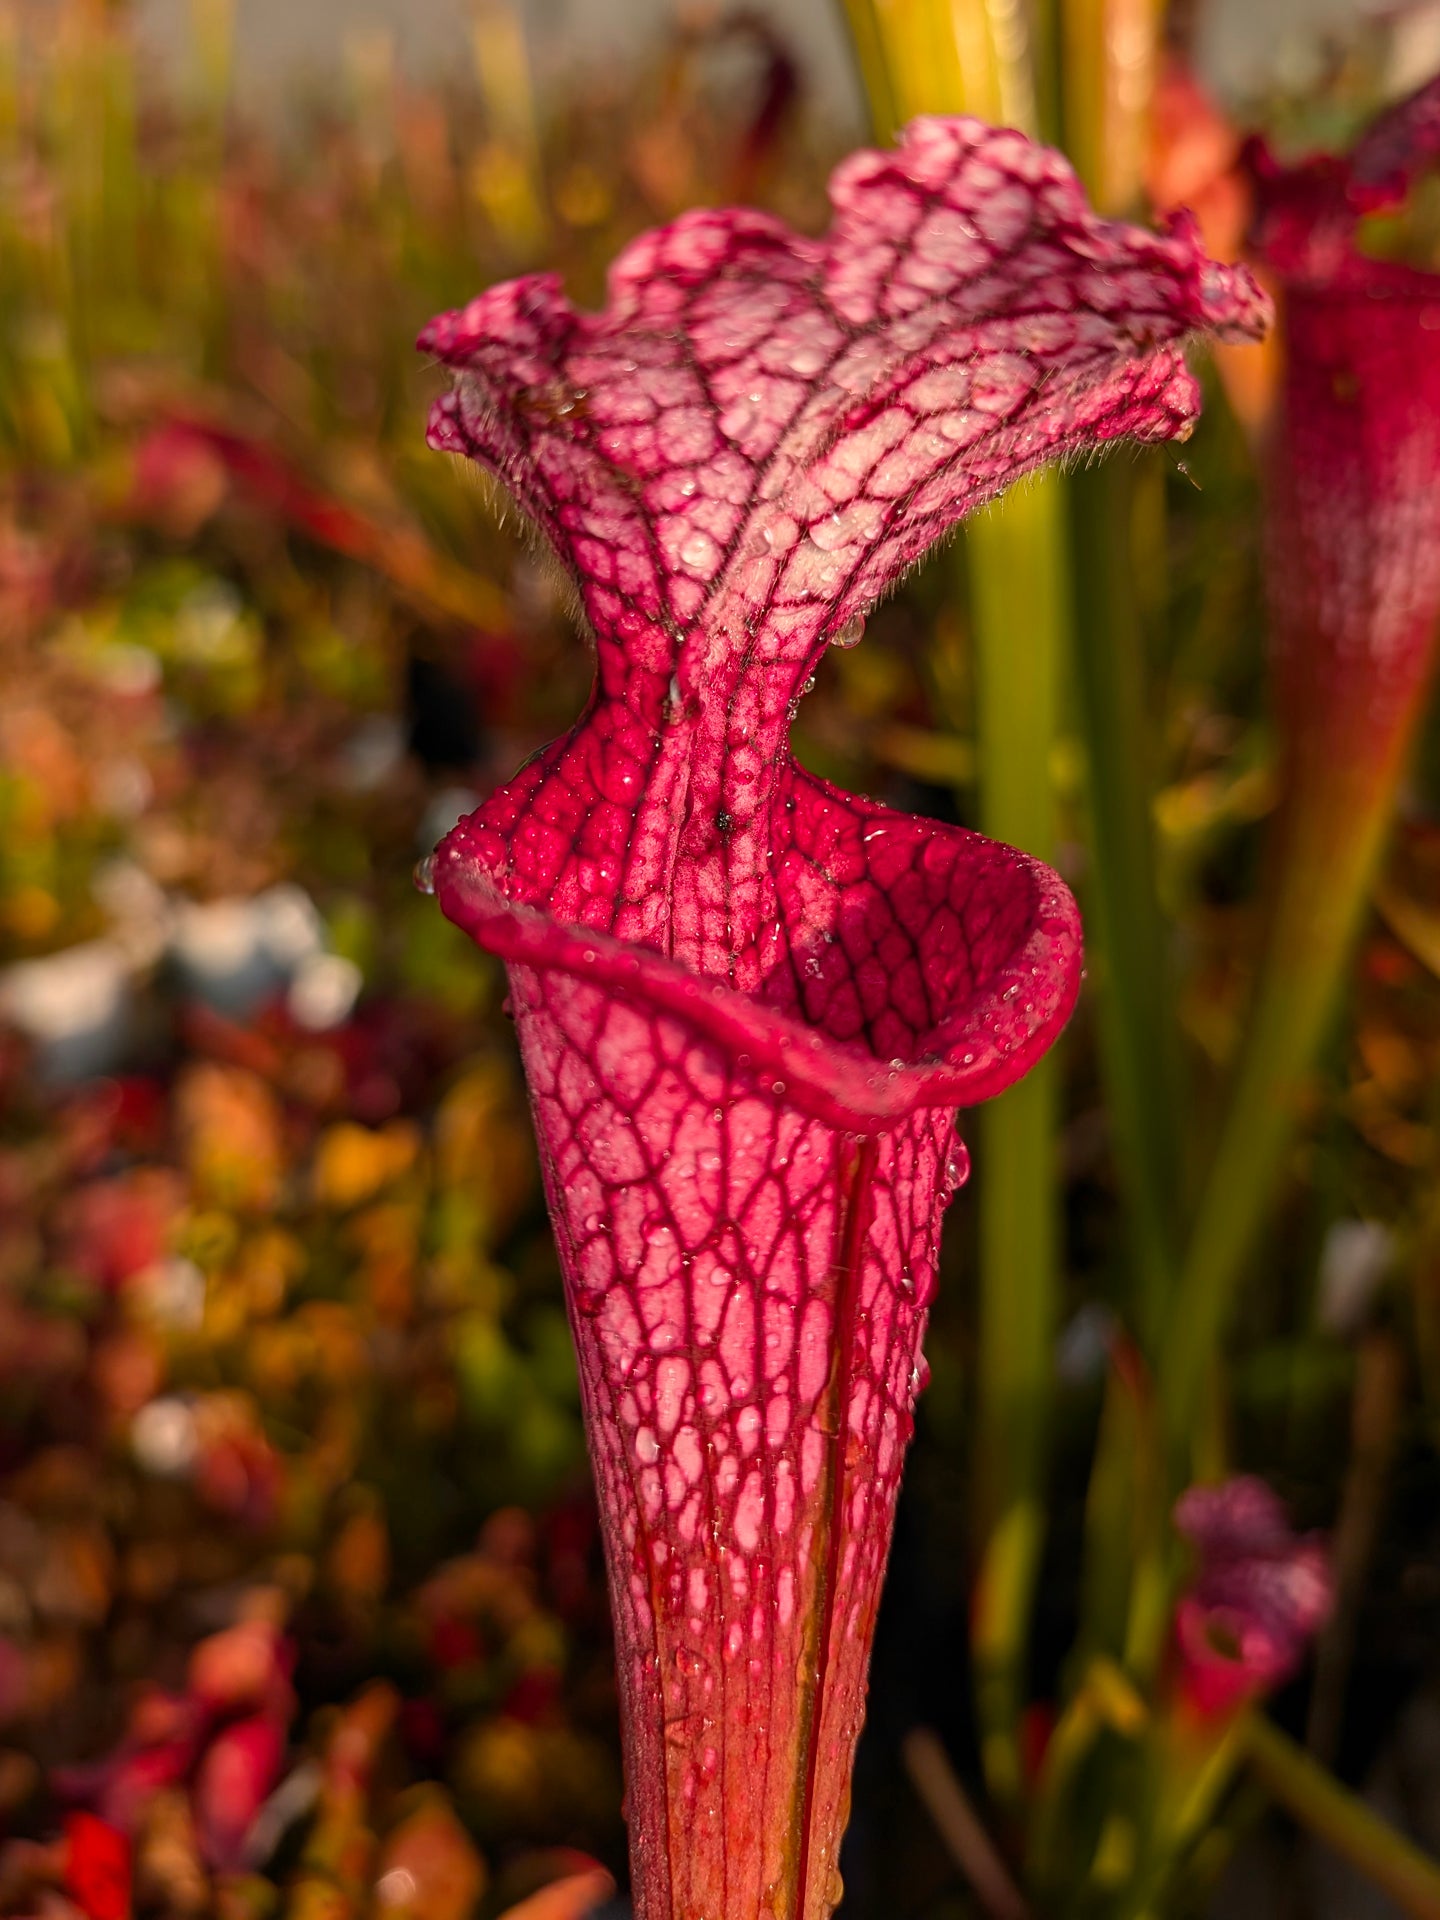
[419,115,1268,1920]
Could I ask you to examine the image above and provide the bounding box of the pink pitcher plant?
[1254,73,1440,931]
[419,116,1266,1920]
[1160,73,1440,1456]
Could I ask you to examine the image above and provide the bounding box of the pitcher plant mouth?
[433,775,1083,1137]
[419,111,1268,1920]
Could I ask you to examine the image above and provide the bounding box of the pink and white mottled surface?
[421,115,1267,1920]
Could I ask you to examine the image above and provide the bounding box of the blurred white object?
[131,1396,199,1478]
[338,713,407,792]
[287,952,363,1031]
[1317,1218,1394,1335]
[92,858,172,966]
[170,883,325,1015]
[419,784,480,854]
[132,0,865,126]
[1197,0,1440,106]
[134,1256,208,1332]
[0,939,135,1080]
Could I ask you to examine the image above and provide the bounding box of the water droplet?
[943,1142,971,1193]
[675,1645,704,1676]
[698,1150,722,1173]
[788,343,826,377]
[678,476,697,497]
[679,530,719,571]
[831,614,865,649]
[412,853,437,894]
[636,1427,660,1465]
[707,1265,732,1289]
[584,1211,604,1233]
[809,510,850,553]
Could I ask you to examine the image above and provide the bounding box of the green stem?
[967,476,1069,1801]
[1069,460,1182,1347]
[1158,794,1394,1477]
[1245,1716,1440,1920]
[835,0,902,138]
[839,0,1067,1807]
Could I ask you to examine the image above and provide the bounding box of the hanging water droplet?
[831,614,865,649]
[412,853,437,894]
[943,1141,971,1194]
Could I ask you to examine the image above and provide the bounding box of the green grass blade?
[967,474,1069,1802]
[1069,458,1182,1346]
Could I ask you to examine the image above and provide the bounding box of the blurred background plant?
[3,0,1440,1916]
